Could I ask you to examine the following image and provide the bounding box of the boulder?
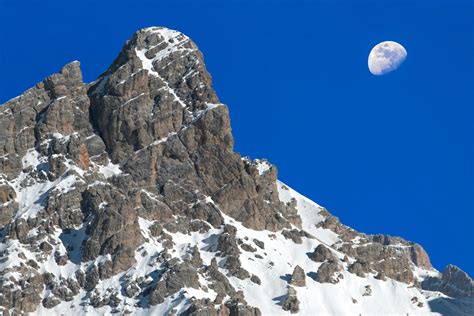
[290,265,306,287]
[309,244,337,262]
[316,261,342,284]
[282,286,300,314]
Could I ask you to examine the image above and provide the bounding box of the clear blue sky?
[1,0,473,276]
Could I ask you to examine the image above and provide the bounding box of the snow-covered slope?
[24,180,463,315]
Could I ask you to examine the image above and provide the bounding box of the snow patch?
[10,149,82,220]
[135,48,187,108]
[98,160,122,178]
[255,159,271,175]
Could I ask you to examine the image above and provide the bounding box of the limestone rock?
[422,265,474,298]
[42,296,61,309]
[0,184,16,214]
[316,261,342,284]
[250,275,262,285]
[348,261,371,278]
[225,298,261,316]
[290,265,306,287]
[362,285,372,297]
[309,244,337,263]
[149,262,200,306]
[253,239,265,249]
[281,229,304,244]
[282,286,300,314]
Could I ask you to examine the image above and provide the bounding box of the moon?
[368,41,407,75]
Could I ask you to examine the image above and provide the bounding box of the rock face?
[309,244,337,263]
[290,265,306,287]
[282,286,300,314]
[316,261,343,284]
[88,28,295,233]
[422,265,474,298]
[0,26,472,315]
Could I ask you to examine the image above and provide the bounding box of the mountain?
[0,27,472,316]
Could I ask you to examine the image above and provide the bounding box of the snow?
[142,27,191,63]
[40,228,85,278]
[413,265,442,283]
[140,189,160,202]
[188,103,223,124]
[98,160,122,178]
[254,159,271,175]
[209,188,435,315]
[23,177,453,315]
[121,92,146,107]
[1,144,450,315]
[277,180,339,246]
[90,75,110,96]
[52,173,79,195]
[9,149,81,220]
[149,133,176,148]
[98,201,108,210]
[134,27,197,109]
[135,48,187,108]
[0,239,36,272]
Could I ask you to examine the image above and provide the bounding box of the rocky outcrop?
[88,27,299,233]
[317,216,434,284]
[309,244,337,262]
[0,27,273,314]
[348,261,371,278]
[290,265,306,287]
[422,265,474,298]
[315,261,343,284]
[370,234,433,270]
[410,244,432,270]
[0,184,17,226]
[341,242,415,284]
[149,261,200,306]
[282,286,300,313]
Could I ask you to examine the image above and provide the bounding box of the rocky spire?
[88,27,222,162]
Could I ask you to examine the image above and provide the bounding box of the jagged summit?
[88,26,222,163]
[0,27,473,315]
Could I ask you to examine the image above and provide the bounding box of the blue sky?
[1,0,473,276]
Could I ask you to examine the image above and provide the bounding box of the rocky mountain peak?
[88,27,222,162]
[0,26,472,315]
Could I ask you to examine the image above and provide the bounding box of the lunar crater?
[368,41,407,75]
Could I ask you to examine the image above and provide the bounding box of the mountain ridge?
[0,26,472,315]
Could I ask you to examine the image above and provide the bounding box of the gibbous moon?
[368,41,407,75]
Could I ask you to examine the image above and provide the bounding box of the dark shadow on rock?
[280,274,291,283]
[135,268,166,308]
[167,292,186,313]
[307,271,317,281]
[59,226,87,264]
[136,288,151,308]
[272,294,287,307]
[428,295,474,316]
[148,269,163,283]
[34,171,71,211]
[201,233,220,252]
